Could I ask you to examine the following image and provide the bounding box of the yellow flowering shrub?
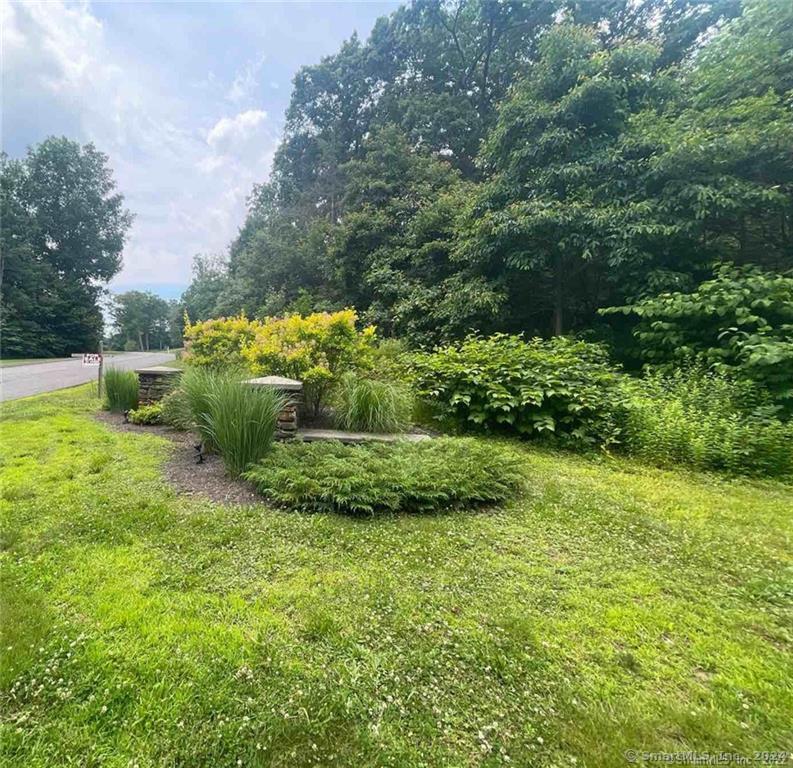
[241,310,377,415]
[183,315,259,368]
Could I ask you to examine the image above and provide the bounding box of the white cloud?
[2,0,278,288]
[207,109,268,153]
[227,54,267,103]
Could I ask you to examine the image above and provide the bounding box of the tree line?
[1,141,179,355]
[1,138,133,357]
[2,0,790,361]
[178,0,791,357]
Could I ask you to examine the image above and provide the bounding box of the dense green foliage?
[0,138,132,357]
[159,387,194,431]
[604,265,793,408]
[185,310,377,416]
[176,0,790,358]
[183,315,257,369]
[412,335,623,445]
[244,437,524,514]
[102,368,139,412]
[180,254,229,323]
[619,369,793,477]
[108,291,176,351]
[127,402,164,425]
[332,372,413,433]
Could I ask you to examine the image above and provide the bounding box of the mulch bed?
[94,411,261,505]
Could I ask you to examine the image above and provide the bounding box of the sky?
[1,0,400,298]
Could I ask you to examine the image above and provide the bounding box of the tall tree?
[1,138,132,356]
[180,254,229,323]
[211,0,780,349]
[459,26,664,335]
[111,291,171,351]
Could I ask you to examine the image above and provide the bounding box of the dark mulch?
[94,411,261,506]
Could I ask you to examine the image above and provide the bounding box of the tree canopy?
[180,0,790,359]
[108,291,173,352]
[1,137,132,357]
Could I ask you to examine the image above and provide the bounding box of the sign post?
[98,342,104,398]
[82,349,104,397]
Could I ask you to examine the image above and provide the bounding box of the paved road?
[0,352,176,402]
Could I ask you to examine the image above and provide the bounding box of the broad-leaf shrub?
[602,265,793,409]
[333,372,413,433]
[619,369,792,477]
[411,334,623,445]
[127,403,163,425]
[183,315,258,368]
[103,368,139,412]
[243,437,524,514]
[241,310,376,416]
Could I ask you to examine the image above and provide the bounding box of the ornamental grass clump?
[243,437,525,514]
[159,387,194,431]
[333,372,413,433]
[103,368,139,412]
[182,367,285,475]
[181,366,222,449]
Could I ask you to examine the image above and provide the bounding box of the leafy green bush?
[333,373,412,432]
[182,367,285,475]
[602,265,793,410]
[127,403,163,425]
[411,334,622,446]
[370,338,412,383]
[243,437,525,514]
[183,315,258,368]
[620,369,793,477]
[103,368,139,412]
[241,310,377,417]
[159,387,194,431]
[183,310,378,418]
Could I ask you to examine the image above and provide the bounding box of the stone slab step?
[296,428,430,444]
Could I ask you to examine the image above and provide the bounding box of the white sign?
[82,353,103,366]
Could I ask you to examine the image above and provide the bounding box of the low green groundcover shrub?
[103,368,139,412]
[619,369,793,477]
[243,437,525,514]
[127,403,163,425]
[411,334,622,446]
[181,367,285,475]
[333,372,413,432]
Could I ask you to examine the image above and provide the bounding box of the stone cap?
[244,375,303,391]
[135,366,182,375]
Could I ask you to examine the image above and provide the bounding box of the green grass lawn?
[1,387,791,767]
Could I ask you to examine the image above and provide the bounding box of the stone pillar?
[135,366,181,404]
[243,376,303,440]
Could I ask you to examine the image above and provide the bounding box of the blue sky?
[2,0,400,298]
